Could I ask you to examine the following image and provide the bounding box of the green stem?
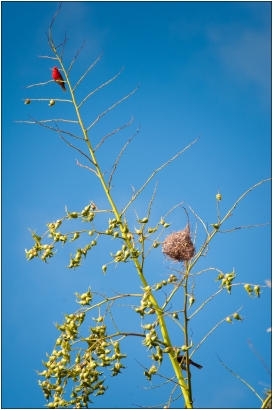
[53,50,192,409]
[184,264,193,406]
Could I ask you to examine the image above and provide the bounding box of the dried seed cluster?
[162,225,195,262]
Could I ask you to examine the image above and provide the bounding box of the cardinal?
[51,66,66,92]
[177,355,203,369]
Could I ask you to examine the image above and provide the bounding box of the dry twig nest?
[162,224,195,262]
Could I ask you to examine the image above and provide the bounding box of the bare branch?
[108,126,140,188]
[216,354,263,402]
[15,116,85,140]
[221,178,271,225]
[21,98,72,103]
[76,160,98,176]
[73,51,104,91]
[94,117,134,152]
[58,133,95,166]
[147,182,158,219]
[247,339,272,377]
[49,2,62,32]
[19,118,78,124]
[38,55,58,60]
[121,137,200,216]
[188,287,225,320]
[187,204,209,236]
[78,67,124,108]
[190,306,243,357]
[67,39,85,75]
[25,80,54,89]
[218,222,270,233]
[86,86,139,131]
[60,31,68,59]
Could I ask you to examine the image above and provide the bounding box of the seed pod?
[226,316,232,324]
[172,312,179,319]
[153,242,160,248]
[215,273,225,281]
[189,296,195,307]
[211,223,220,230]
[70,212,78,219]
[163,223,171,228]
[216,193,222,201]
[138,217,148,224]
[102,265,107,274]
[162,224,195,262]
[148,227,158,233]
[24,99,31,104]
[254,285,261,297]
[226,284,232,294]
[71,232,80,242]
[233,312,243,321]
[88,230,95,236]
[49,99,55,107]
[244,284,253,295]
[91,240,97,246]
[162,280,167,286]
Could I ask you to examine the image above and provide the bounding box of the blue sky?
[2,2,271,409]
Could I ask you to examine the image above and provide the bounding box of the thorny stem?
[49,33,192,408]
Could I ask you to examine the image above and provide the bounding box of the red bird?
[51,66,66,92]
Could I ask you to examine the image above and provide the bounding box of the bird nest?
[162,224,195,262]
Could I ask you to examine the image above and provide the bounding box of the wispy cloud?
[206,24,271,90]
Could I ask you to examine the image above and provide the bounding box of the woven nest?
[162,224,195,262]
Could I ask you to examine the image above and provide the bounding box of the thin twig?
[38,55,58,60]
[147,182,158,219]
[121,137,200,216]
[247,339,271,377]
[218,223,270,233]
[187,204,209,236]
[86,86,139,131]
[78,67,124,108]
[60,31,68,60]
[49,2,62,31]
[20,98,72,103]
[188,288,225,320]
[67,39,86,75]
[94,117,134,152]
[216,354,263,402]
[108,127,139,187]
[73,51,104,91]
[59,133,95,165]
[190,306,243,357]
[25,80,54,89]
[16,117,84,140]
[76,160,98,176]
[220,179,271,225]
